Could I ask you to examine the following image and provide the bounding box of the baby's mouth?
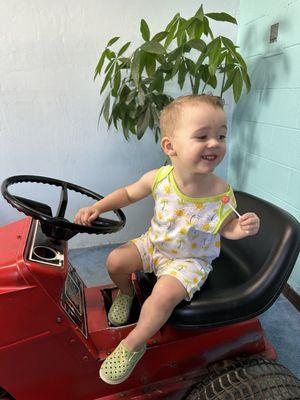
[201,154,218,162]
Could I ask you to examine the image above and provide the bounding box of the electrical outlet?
[270,23,279,43]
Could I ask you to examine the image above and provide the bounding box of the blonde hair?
[160,94,225,138]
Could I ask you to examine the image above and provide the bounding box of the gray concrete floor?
[69,244,300,379]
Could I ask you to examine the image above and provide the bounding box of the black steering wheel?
[1,175,126,241]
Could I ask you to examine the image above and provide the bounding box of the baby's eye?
[196,135,207,140]
[219,134,226,140]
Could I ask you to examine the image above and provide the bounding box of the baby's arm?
[219,212,260,240]
[74,169,157,226]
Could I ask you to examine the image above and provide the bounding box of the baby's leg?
[123,275,187,351]
[106,242,143,295]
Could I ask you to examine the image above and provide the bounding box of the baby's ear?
[161,136,176,156]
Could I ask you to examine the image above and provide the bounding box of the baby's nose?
[207,138,219,147]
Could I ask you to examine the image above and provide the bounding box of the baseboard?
[283,284,300,313]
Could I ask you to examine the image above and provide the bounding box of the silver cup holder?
[33,246,62,262]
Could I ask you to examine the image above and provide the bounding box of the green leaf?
[151,103,160,125]
[104,60,113,73]
[165,12,180,32]
[102,94,110,123]
[152,31,168,42]
[195,5,204,21]
[160,61,173,71]
[140,19,150,41]
[128,117,136,134]
[207,74,217,89]
[94,49,107,80]
[185,59,195,75]
[221,36,238,56]
[107,36,120,47]
[139,50,147,75]
[117,41,131,57]
[137,87,145,105]
[100,63,115,94]
[112,69,121,97]
[131,50,141,87]
[195,52,207,70]
[108,95,118,128]
[233,69,243,102]
[208,37,222,74]
[185,38,206,52]
[187,18,204,39]
[125,90,137,105]
[145,53,156,77]
[203,17,209,36]
[170,57,181,78]
[106,50,116,60]
[219,63,235,73]
[121,115,130,141]
[194,19,204,38]
[168,46,183,62]
[178,62,187,89]
[206,12,237,24]
[223,68,237,92]
[119,82,130,102]
[150,70,164,93]
[241,68,251,92]
[209,64,217,77]
[235,51,247,70]
[176,19,188,46]
[137,106,151,139]
[164,21,178,49]
[141,41,166,55]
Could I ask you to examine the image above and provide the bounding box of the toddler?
[74,94,260,385]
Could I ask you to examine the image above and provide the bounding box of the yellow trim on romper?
[151,165,173,194]
[169,167,233,204]
[212,191,237,234]
[151,165,237,235]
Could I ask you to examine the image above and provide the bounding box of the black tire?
[184,357,300,400]
[0,388,14,400]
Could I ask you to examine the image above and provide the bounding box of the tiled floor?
[70,244,300,379]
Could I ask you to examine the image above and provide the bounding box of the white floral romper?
[131,166,237,301]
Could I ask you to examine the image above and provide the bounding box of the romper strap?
[151,165,173,194]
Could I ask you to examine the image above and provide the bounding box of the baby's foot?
[99,340,146,385]
[108,288,135,326]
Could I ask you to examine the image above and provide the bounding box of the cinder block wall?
[228,0,300,294]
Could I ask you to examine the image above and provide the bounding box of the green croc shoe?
[108,289,134,326]
[99,341,146,385]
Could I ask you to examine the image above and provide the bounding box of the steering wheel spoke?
[56,183,68,218]
[14,195,53,217]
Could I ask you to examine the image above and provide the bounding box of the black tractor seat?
[136,191,300,328]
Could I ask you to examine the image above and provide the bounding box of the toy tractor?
[1,175,300,400]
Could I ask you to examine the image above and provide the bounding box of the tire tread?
[185,357,300,400]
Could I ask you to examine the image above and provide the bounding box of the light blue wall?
[228,0,300,294]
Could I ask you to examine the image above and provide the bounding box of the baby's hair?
[160,94,225,138]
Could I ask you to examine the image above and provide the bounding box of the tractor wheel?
[184,357,300,399]
[0,388,14,400]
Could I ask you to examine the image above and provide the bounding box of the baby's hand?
[74,205,100,226]
[238,212,260,236]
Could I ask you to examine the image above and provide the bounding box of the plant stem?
[220,69,226,98]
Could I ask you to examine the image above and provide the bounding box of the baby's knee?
[152,285,185,308]
[106,249,125,274]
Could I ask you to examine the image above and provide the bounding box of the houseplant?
[94,5,250,142]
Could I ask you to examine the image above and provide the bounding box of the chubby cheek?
[219,144,227,160]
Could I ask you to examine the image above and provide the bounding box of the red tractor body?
[0,217,276,400]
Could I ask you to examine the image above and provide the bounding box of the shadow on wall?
[229,21,289,190]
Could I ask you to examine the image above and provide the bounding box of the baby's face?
[171,103,227,174]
